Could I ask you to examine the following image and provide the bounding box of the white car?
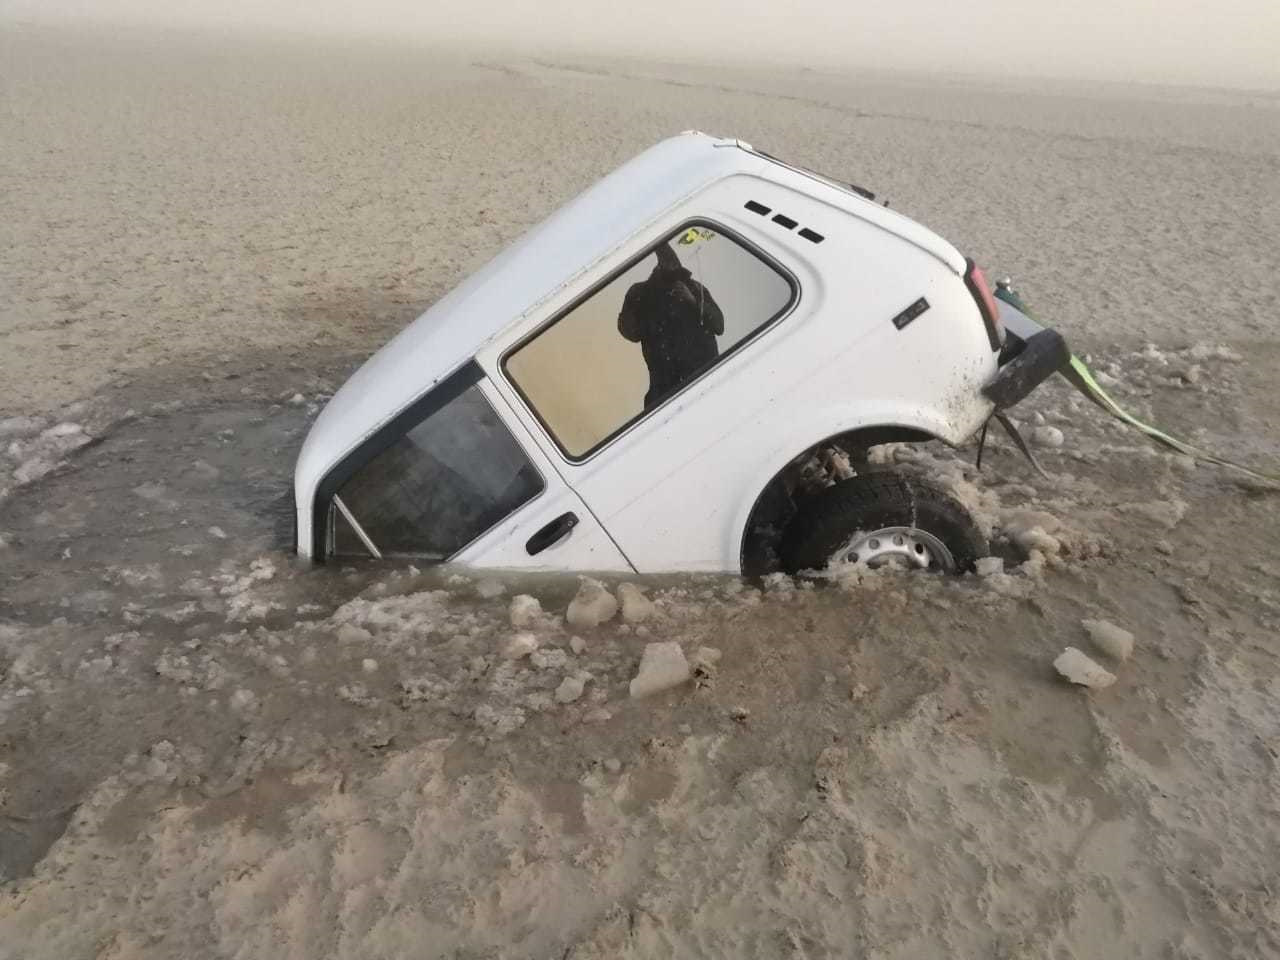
[293,132,1066,574]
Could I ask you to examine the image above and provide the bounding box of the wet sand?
[3,23,1280,960]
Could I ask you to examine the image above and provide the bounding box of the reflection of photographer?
[618,242,725,409]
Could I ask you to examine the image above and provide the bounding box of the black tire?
[779,470,987,575]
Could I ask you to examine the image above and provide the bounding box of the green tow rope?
[996,286,1280,487]
[1060,355,1280,486]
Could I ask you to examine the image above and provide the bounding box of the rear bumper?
[981,296,1069,410]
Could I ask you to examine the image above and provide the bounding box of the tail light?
[964,258,1005,351]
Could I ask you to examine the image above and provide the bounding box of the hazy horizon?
[4,0,1278,92]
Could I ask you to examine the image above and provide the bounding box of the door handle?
[526,511,579,556]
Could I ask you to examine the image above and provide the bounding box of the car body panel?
[295,132,1001,569]
[477,174,993,572]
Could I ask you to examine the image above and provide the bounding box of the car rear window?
[503,222,795,459]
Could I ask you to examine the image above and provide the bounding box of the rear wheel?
[779,470,986,575]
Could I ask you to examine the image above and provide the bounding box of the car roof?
[295,131,965,507]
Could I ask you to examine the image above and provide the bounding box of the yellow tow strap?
[1060,354,1280,487]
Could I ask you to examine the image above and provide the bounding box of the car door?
[322,362,633,572]
[451,379,633,571]
[478,191,806,571]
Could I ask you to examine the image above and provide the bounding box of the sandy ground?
[3,22,1280,960]
[4,25,1280,416]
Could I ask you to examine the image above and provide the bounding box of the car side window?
[327,374,543,559]
[503,223,795,460]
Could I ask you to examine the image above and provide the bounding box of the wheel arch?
[734,419,946,575]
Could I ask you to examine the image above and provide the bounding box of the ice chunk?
[530,648,569,670]
[1002,509,1062,536]
[188,460,220,481]
[617,582,656,623]
[567,578,618,628]
[1082,619,1134,661]
[502,632,539,660]
[0,416,43,439]
[1187,342,1243,363]
[42,422,85,439]
[691,646,721,688]
[476,578,507,599]
[508,594,543,628]
[1011,526,1061,556]
[76,655,114,680]
[217,556,276,596]
[1053,647,1116,689]
[975,557,1004,577]
[14,458,58,485]
[10,424,92,486]
[1121,499,1187,529]
[143,740,181,783]
[361,658,379,673]
[400,673,456,703]
[1032,425,1064,448]
[1138,343,1168,365]
[337,624,372,645]
[692,646,722,669]
[154,652,195,684]
[525,691,555,713]
[629,641,690,698]
[555,675,586,703]
[337,682,376,707]
[229,688,261,716]
[474,703,526,736]
[569,636,587,655]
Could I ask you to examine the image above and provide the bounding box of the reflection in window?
[332,385,542,558]
[504,224,794,458]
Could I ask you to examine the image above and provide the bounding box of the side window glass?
[330,382,542,558]
[504,224,795,459]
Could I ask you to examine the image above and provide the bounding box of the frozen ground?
[3,23,1280,960]
[3,25,1280,417]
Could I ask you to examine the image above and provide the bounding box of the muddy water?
[0,358,344,876]
[2,344,1280,957]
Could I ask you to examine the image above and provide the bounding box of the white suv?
[293,132,1066,574]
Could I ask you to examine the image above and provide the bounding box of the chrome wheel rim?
[836,526,957,573]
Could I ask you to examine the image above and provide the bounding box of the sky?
[4,0,1278,90]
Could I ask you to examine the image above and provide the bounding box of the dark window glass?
[504,223,795,459]
[332,385,542,558]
